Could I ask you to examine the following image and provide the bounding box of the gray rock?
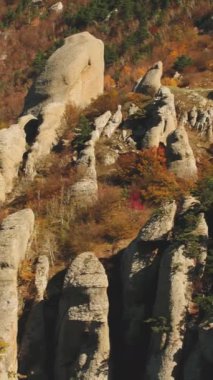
[167,125,198,178]
[19,256,49,380]
[121,202,177,350]
[70,110,113,206]
[24,32,104,178]
[134,61,163,97]
[145,197,208,380]
[35,255,49,302]
[55,252,109,380]
[103,105,122,138]
[0,124,26,202]
[50,2,63,12]
[141,87,177,148]
[0,209,34,380]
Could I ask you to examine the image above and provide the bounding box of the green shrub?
[32,51,47,75]
[194,295,213,315]
[173,55,193,72]
[72,116,92,152]
[145,316,170,333]
[105,44,120,66]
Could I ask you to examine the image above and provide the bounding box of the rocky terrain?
[0,20,212,380]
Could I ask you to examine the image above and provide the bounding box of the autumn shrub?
[116,147,193,204]
[162,76,179,87]
[63,103,81,140]
[61,184,150,257]
[18,259,36,301]
[83,89,124,119]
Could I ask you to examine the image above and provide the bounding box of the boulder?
[0,209,34,380]
[55,252,109,380]
[50,2,63,12]
[24,32,104,178]
[167,125,197,178]
[24,32,104,115]
[134,61,163,97]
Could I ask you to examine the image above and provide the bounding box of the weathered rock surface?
[50,1,63,12]
[103,105,123,138]
[141,86,177,148]
[0,124,26,202]
[24,32,104,178]
[24,32,104,115]
[0,209,34,380]
[167,125,198,178]
[145,197,208,380]
[188,106,213,141]
[121,202,177,352]
[19,255,49,380]
[135,61,163,97]
[70,110,114,206]
[55,252,109,380]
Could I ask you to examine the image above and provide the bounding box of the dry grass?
[63,184,152,258]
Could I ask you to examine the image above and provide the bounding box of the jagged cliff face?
[0,32,212,380]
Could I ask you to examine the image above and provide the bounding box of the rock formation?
[24,32,104,178]
[69,106,123,206]
[134,61,163,97]
[0,209,34,380]
[69,111,112,206]
[0,124,26,202]
[132,63,177,149]
[188,106,213,141]
[55,252,109,380]
[167,125,198,178]
[146,197,208,380]
[103,105,123,138]
[140,86,177,148]
[121,202,177,345]
[19,255,49,380]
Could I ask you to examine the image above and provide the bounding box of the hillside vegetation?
[0,0,212,123]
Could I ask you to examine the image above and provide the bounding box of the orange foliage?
[162,76,179,87]
[83,89,123,119]
[117,147,193,204]
[104,74,116,91]
[64,184,150,257]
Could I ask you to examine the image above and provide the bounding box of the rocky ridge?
[0,33,211,380]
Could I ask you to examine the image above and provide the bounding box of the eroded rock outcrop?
[69,106,123,206]
[0,124,26,202]
[103,105,122,138]
[140,86,177,148]
[188,106,213,141]
[69,111,112,206]
[132,63,177,149]
[0,209,34,380]
[167,125,198,178]
[145,197,208,380]
[24,32,104,178]
[55,252,109,380]
[121,202,177,355]
[135,61,163,97]
[19,255,49,380]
